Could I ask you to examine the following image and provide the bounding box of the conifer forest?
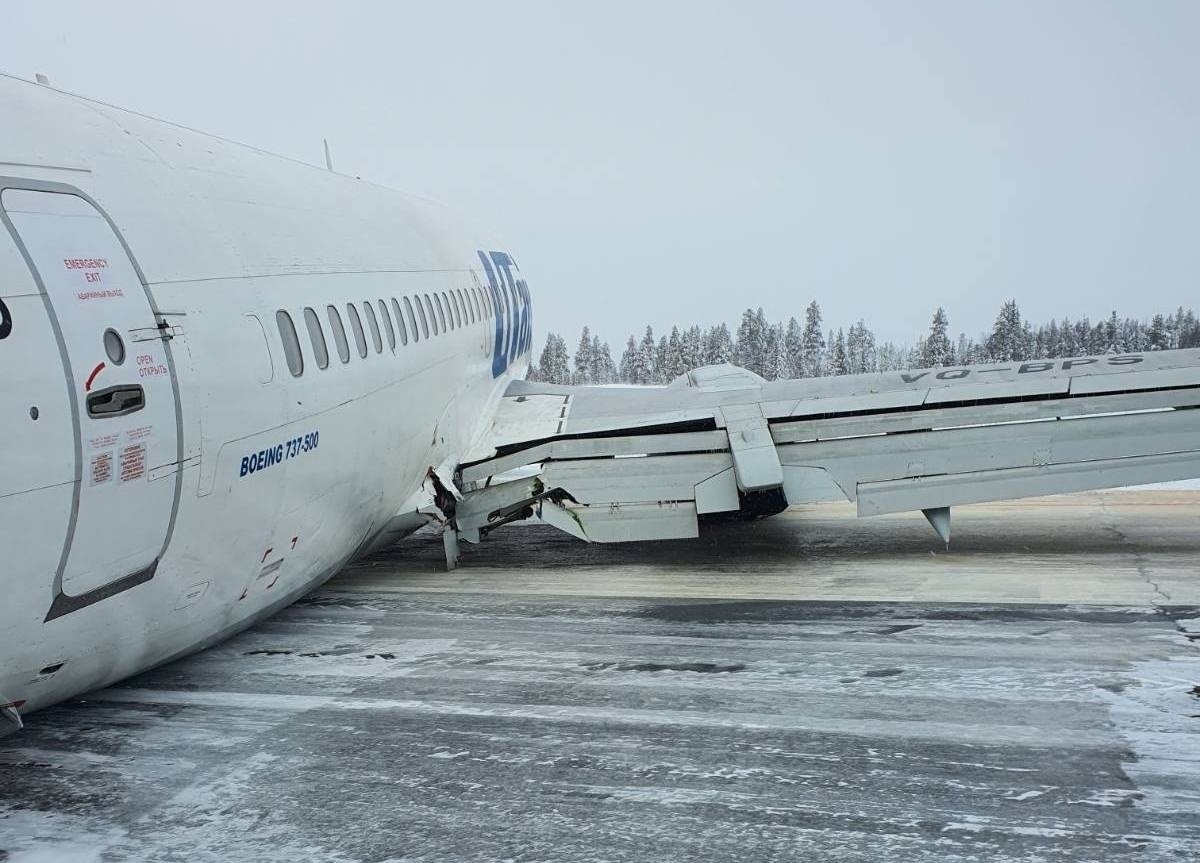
[530,302,1200,385]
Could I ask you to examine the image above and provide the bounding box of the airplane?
[3,73,1200,737]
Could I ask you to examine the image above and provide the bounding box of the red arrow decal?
[84,362,106,392]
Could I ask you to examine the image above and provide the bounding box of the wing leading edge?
[438,351,1200,566]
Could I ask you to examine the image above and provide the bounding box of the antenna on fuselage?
[323,138,334,172]
[35,73,50,86]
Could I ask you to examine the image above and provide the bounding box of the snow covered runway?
[3,492,1199,861]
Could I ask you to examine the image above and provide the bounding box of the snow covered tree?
[829,328,849,375]
[1104,310,1122,354]
[590,334,616,384]
[734,308,761,373]
[800,301,825,377]
[922,307,952,367]
[986,300,1026,362]
[877,341,907,372]
[572,326,594,384]
[619,335,638,381]
[654,335,669,383]
[663,326,685,381]
[784,316,804,379]
[703,323,734,365]
[763,322,787,380]
[1065,316,1084,357]
[681,325,704,372]
[536,332,571,384]
[1182,309,1200,348]
[636,326,656,383]
[1042,319,1062,358]
[846,320,877,374]
[1147,314,1167,351]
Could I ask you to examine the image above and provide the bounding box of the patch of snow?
[1117,478,1200,490]
[1,808,124,863]
[427,749,470,760]
[1003,788,1053,802]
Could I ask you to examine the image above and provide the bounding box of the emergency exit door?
[2,188,180,617]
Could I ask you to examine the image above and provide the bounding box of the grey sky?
[4,1,1197,349]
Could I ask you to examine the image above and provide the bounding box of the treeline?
[530,301,1200,385]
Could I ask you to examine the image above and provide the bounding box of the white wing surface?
[442,350,1200,562]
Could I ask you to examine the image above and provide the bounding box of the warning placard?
[90,451,113,486]
[119,444,146,483]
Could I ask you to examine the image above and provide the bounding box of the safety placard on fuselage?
[239,430,320,478]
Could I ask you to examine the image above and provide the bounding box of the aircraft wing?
[443,350,1200,563]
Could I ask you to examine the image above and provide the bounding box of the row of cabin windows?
[274,284,496,378]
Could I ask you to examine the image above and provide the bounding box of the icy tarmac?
[2,491,1199,862]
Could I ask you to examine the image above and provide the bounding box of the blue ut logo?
[477,250,533,378]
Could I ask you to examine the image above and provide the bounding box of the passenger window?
[392,298,409,345]
[346,303,368,357]
[327,304,350,363]
[378,300,396,351]
[363,301,383,353]
[423,294,438,335]
[449,290,463,327]
[407,295,425,340]
[303,307,329,370]
[460,289,474,324]
[433,293,448,332]
[471,287,482,320]
[275,310,304,377]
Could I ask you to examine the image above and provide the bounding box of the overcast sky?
[3,1,1197,348]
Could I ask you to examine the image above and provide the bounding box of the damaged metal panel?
[453,474,543,534]
[541,452,731,505]
[781,466,848,504]
[460,429,728,486]
[450,353,1200,551]
[552,501,699,543]
[535,499,590,541]
[694,467,740,514]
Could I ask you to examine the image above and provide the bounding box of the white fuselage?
[0,75,531,723]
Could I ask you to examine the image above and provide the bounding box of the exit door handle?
[86,384,145,418]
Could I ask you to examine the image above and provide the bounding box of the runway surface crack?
[1098,497,1171,608]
